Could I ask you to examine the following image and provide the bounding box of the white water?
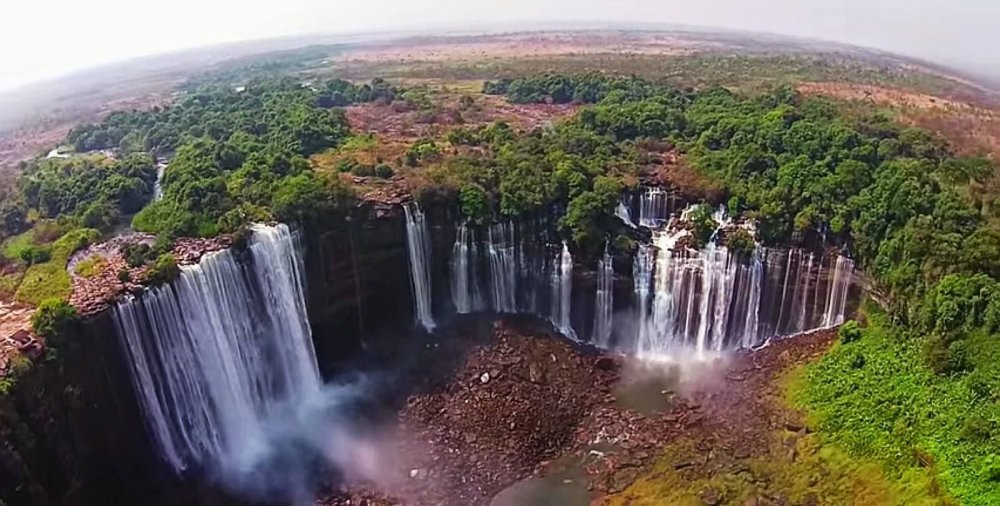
[441,194,856,359]
[822,255,854,329]
[549,242,577,340]
[631,203,856,359]
[403,203,436,331]
[112,224,319,474]
[486,222,518,313]
[638,188,674,228]
[451,223,483,314]
[153,161,167,201]
[616,200,635,228]
[592,245,614,347]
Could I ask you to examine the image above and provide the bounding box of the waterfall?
[487,222,518,313]
[439,201,856,357]
[592,245,614,347]
[638,188,673,228]
[451,223,482,314]
[629,203,858,359]
[633,241,655,350]
[550,242,577,340]
[153,160,167,201]
[739,248,764,349]
[404,203,436,331]
[616,200,635,228]
[112,224,318,473]
[821,255,854,328]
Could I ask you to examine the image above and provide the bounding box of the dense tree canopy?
[18,153,156,224]
[118,78,355,237]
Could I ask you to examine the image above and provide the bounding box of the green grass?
[2,229,37,260]
[608,435,925,506]
[13,228,99,306]
[338,133,379,153]
[792,307,1000,505]
[72,255,106,278]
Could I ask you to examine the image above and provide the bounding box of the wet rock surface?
[319,323,839,506]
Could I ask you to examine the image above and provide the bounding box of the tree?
[31,298,78,350]
[271,173,327,223]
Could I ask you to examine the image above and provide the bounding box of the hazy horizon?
[2,0,999,93]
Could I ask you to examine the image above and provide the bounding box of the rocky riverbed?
[318,321,839,506]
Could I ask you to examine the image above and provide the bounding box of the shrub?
[122,243,153,268]
[74,255,107,278]
[961,414,994,442]
[686,204,718,248]
[405,138,440,166]
[31,298,78,350]
[982,455,1000,483]
[217,204,272,234]
[144,254,179,286]
[838,320,863,344]
[968,371,995,400]
[923,335,973,375]
[18,245,51,265]
[374,164,394,179]
[117,269,131,283]
[447,127,480,146]
[352,164,375,177]
[459,184,489,224]
[723,228,756,257]
[946,340,973,374]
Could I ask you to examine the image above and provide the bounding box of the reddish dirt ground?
[798,81,1000,160]
[334,32,701,66]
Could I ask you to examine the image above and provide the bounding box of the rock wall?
[0,312,188,506]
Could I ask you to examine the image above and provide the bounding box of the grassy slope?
[11,228,99,306]
[608,350,948,506]
[792,308,1000,506]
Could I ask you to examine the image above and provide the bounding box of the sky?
[1,0,998,92]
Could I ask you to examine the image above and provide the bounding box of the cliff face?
[0,311,180,506]
[303,204,415,372]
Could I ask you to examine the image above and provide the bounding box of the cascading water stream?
[451,223,483,314]
[404,203,436,331]
[112,224,319,474]
[550,242,577,341]
[437,192,857,360]
[630,202,857,359]
[822,255,854,328]
[487,222,518,313]
[638,187,675,228]
[616,199,635,228]
[592,245,614,347]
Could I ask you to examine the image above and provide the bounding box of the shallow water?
[613,368,681,416]
[489,461,590,506]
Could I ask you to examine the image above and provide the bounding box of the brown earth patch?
[68,233,232,318]
[797,82,975,111]
[800,81,1000,161]
[334,32,701,65]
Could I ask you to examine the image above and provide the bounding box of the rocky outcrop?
[69,234,233,317]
